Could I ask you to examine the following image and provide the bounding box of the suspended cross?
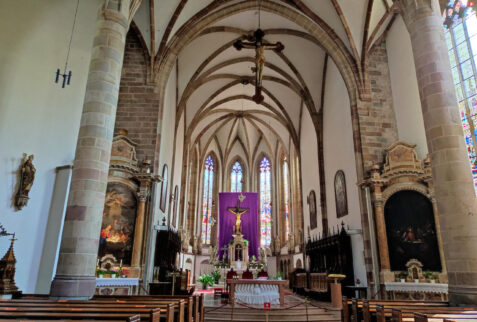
[233,29,284,104]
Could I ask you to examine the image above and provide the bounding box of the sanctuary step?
[204,303,341,322]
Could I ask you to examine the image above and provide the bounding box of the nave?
[3,0,477,321]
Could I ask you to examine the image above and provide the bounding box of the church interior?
[2,0,477,320]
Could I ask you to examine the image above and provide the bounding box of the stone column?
[396,0,477,303]
[50,0,131,298]
[130,185,149,275]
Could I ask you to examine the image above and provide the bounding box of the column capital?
[393,0,441,28]
[99,0,132,29]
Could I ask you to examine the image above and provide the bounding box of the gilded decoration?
[14,153,36,210]
[98,132,161,279]
[360,141,447,285]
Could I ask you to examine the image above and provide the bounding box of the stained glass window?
[283,160,290,241]
[445,4,477,193]
[201,155,214,244]
[230,161,243,192]
[259,157,272,247]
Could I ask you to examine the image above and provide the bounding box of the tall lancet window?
[283,159,290,240]
[444,6,477,192]
[201,155,214,244]
[259,157,272,247]
[231,161,243,192]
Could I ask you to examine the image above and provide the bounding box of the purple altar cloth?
[218,192,259,260]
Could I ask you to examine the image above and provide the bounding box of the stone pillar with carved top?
[50,0,132,298]
[396,0,477,303]
[130,183,149,276]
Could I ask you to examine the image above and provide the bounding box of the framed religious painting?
[160,164,168,212]
[308,190,317,229]
[98,182,137,265]
[334,170,348,218]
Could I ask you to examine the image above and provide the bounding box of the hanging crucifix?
[233,28,284,104]
[227,193,249,234]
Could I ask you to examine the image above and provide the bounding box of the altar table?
[95,278,139,295]
[384,282,448,301]
[227,279,288,306]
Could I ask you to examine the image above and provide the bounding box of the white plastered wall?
[322,61,366,284]
[386,16,428,159]
[0,0,101,293]
[299,109,320,239]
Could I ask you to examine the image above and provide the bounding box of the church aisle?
[203,292,341,322]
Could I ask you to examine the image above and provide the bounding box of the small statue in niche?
[197,237,203,254]
[15,154,36,210]
[274,235,281,256]
[209,245,218,265]
[288,233,295,253]
[259,247,267,265]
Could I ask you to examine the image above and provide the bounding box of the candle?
[120,259,122,267]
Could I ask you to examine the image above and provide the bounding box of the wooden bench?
[341,297,448,322]
[0,311,141,321]
[414,312,477,322]
[388,306,477,322]
[0,298,186,322]
[94,294,204,322]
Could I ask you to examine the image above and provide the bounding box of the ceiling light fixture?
[55,0,80,88]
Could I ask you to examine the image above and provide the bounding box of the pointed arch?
[228,155,247,192]
[200,152,219,245]
[257,153,273,247]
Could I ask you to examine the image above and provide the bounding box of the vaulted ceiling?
[132,0,398,167]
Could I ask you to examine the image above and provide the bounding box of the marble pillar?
[50,0,131,298]
[396,0,477,303]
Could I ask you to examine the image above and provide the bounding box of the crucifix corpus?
[233,29,284,104]
[227,193,249,234]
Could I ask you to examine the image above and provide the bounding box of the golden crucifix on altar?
[233,28,284,104]
[227,193,249,234]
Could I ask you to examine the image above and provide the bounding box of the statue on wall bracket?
[14,153,36,210]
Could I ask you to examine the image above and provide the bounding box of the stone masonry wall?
[115,29,159,163]
[360,39,399,168]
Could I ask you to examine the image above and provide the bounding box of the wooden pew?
[389,307,477,322]
[343,297,448,322]
[0,311,141,321]
[94,294,203,322]
[0,300,176,322]
[414,312,477,322]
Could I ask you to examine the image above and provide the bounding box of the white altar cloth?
[96,278,139,287]
[384,282,448,294]
[235,283,280,305]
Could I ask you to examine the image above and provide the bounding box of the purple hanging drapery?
[218,192,259,260]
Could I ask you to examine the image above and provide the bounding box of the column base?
[50,275,96,299]
[449,285,477,305]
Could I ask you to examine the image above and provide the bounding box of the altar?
[95,277,139,295]
[228,279,287,306]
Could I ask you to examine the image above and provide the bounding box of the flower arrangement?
[197,274,214,289]
[211,270,221,284]
[243,239,249,246]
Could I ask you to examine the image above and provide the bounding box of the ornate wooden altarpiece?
[98,131,161,279]
[361,141,448,299]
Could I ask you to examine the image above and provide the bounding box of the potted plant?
[243,239,249,246]
[423,271,435,283]
[197,274,214,290]
[96,269,107,278]
[397,271,408,283]
[211,270,221,284]
[275,272,283,281]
